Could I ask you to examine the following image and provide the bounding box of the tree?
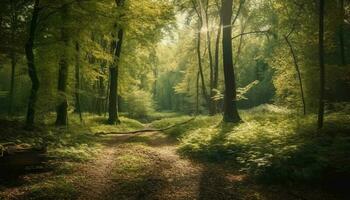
[318,0,325,129]
[56,3,71,126]
[108,0,125,125]
[221,0,241,123]
[25,0,40,127]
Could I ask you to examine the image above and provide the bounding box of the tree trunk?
[97,76,105,116]
[339,0,346,66]
[8,53,16,116]
[318,0,325,129]
[74,42,83,123]
[196,25,209,107]
[213,15,222,113]
[8,2,17,116]
[25,0,40,127]
[284,36,306,115]
[204,4,215,115]
[196,70,200,115]
[108,28,123,124]
[221,0,241,123]
[55,3,70,126]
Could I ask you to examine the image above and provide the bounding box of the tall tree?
[108,0,125,124]
[318,0,325,129]
[56,3,70,126]
[192,0,210,112]
[74,41,83,122]
[25,0,40,126]
[221,0,241,123]
[339,0,346,66]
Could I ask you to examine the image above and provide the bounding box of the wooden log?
[95,117,196,136]
[0,143,48,172]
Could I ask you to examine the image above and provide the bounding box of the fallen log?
[0,143,49,175]
[95,117,196,136]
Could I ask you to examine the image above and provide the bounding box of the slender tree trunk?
[25,0,40,127]
[204,5,215,115]
[284,36,306,115]
[104,76,110,117]
[222,0,241,123]
[97,76,104,116]
[56,3,70,126]
[339,0,346,66]
[8,53,16,116]
[213,16,222,113]
[318,0,325,129]
[74,42,83,122]
[196,70,200,115]
[8,2,17,116]
[153,67,158,98]
[196,25,210,106]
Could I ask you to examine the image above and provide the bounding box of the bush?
[123,90,154,119]
[154,105,350,184]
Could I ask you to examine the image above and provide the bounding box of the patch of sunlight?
[114,153,152,175]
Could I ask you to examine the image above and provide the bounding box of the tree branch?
[231,30,270,40]
[95,117,196,135]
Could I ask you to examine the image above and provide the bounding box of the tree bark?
[318,0,325,129]
[339,0,346,66]
[97,75,105,116]
[213,13,222,113]
[8,2,17,116]
[221,0,241,123]
[196,26,210,107]
[203,2,216,115]
[55,3,70,126]
[25,0,40,127]
[108,23,124,124]
[8,53,16,116]
[74,42,83,123]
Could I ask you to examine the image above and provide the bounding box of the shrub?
[123,90,154,119]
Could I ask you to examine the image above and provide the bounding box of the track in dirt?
[74,131,340,200]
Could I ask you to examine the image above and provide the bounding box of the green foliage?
[20,176,79,200]
[155,105,350,183]
[123,90,155,119]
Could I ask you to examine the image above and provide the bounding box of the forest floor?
[0,108,349,200]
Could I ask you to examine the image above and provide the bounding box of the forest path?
[74,131,255,200]
[74,129,329,200]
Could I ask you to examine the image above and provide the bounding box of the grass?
[150,104,350,184]
[1,106,349,199]
[0,114,147,200]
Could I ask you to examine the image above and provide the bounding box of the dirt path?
[74,131,315,200]
[76,132,204,200]
[0,130,341,200]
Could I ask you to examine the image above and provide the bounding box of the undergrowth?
[151,105,350,184]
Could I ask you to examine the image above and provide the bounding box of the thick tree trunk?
[25,0,40,127]
[318,0,325,129]
[55,4,70,126]
[74,42,83,122]
[108,0,125,124]
[108,28,123,124]
[221,0,241,123]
